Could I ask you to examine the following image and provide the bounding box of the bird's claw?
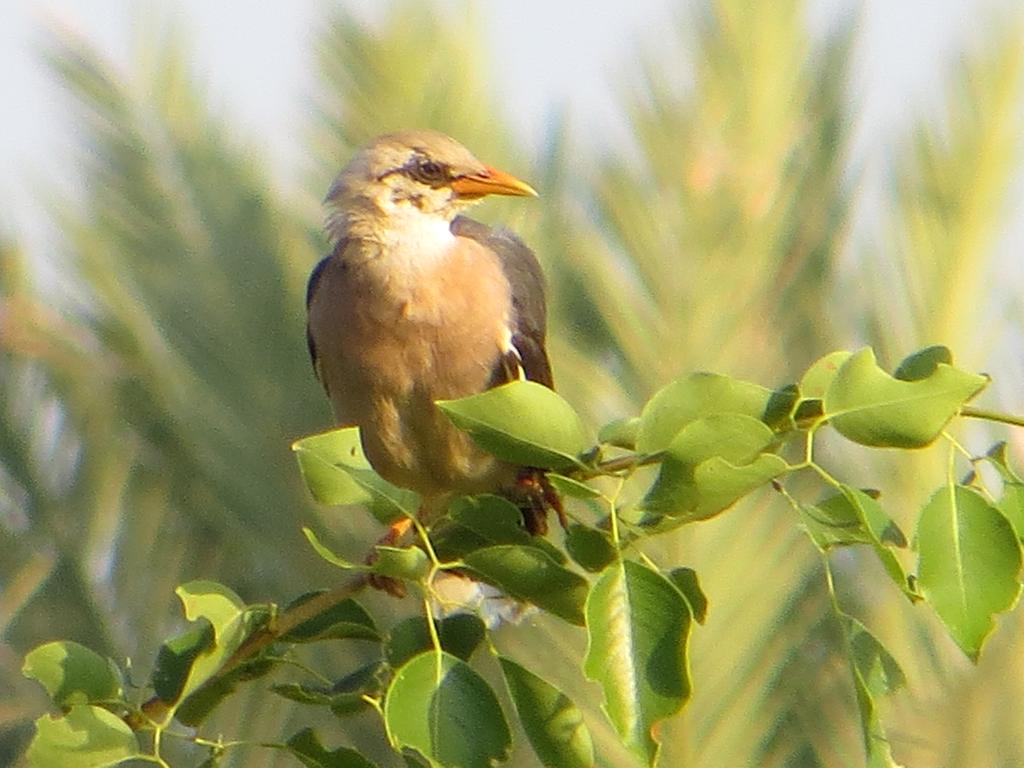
[513,469,566,536]
[365,517,414,598]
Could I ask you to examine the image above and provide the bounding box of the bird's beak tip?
[451,166,538,200]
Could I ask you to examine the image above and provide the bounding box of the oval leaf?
[293,427,419,521]
[762,384,800,431]
[281,592,379,643]
[982,442,1024,540]
[823,347,988,448]
[303,527,363,570]
[498,657,594,768]
[639,413,781,521]
[23,642,122,709]
[384,651,511,768]
[565,524,617,573]
[917,485,1022,660]
[843,616,906,767]
[598,417,640,449]
[831,487,916,600]
[665,567,708,625]
[150,621,215,703]
[161,582,268,715]
[176,581,248,644]
[385,614,486,668]
[373,546,430,580]
[546,473,603,500]
[463,545,588,625]
[430,495,564,563]
[437,381,592,470]
[584,560,692,767]
[893,345,953,381]
[27,705,140,768]
[293,427,374,507]
[637,373,771,453]
[284,727,378,768]
[799,350,852,398]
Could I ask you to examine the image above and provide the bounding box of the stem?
[142,575,369,721]
[577,450,665,479]
[607,476,626,548]
[409,510,446,657]
[423,594,443,654]
[225,576,368,668]
[961,406,1024,429]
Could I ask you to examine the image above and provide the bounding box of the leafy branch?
[21,345,1024,768]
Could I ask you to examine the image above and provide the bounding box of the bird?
[305,130,559,538]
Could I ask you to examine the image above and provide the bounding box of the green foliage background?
[2,1,1023,765]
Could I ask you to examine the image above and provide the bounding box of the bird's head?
[324,130,536,244]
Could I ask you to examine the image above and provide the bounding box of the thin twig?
[576,450,664,479]
[960,406,1024,429]
[142,574,369,722]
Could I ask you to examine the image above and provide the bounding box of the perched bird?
[306,130,557,534]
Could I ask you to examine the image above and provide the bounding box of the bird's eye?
[412,159,448,185]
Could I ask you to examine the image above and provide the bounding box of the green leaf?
[892,344,952,381]
[982,442,1024,539]
[449,494,528,534]
[565,524,617,572]
[27,705,140,768]
[372,546,430,580]
[997,481,1024,542]
[23,642,123,708]
[303,527,363,570]
[806,487,916,599]
[823,347,988,448]
[151,620,215,703]
[498,657,594,768]
[637,372,772,453]
[384,651,511,768]
[283,728,378,768]
[639,414,786,524]
[684,454,788,522]
[176,581,249,641]
[584,560,692,766]
[437,381,592,471]
[385,614,486,667]
[799,489,905,549]
[843,616,906,768]
[463,545,589,625]
[653,413,776,467]
[152,582,268,719]
[665,567,708,624]
[293,428,374,506]
[799,350,852,398]
[800,501,867,550]
[793,398,825,426]
[281,592,379,643]
[293,427,420,522]
[762,384,800,431]
[546,473,603,500]
[917,485,1022,659]
[598,417,640,449]
[430,495,564,563]
[273,662,385,717]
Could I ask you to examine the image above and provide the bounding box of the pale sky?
[0,0,1019,253]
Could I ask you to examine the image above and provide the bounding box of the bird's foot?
[366,517,414,598]
[512,468,566,536]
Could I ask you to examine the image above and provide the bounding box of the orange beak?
[450,165,537,200]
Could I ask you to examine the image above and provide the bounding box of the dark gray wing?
[305,253,332,391]
[452,216,553,389]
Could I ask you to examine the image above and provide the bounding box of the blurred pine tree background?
[2,1,1023,765]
